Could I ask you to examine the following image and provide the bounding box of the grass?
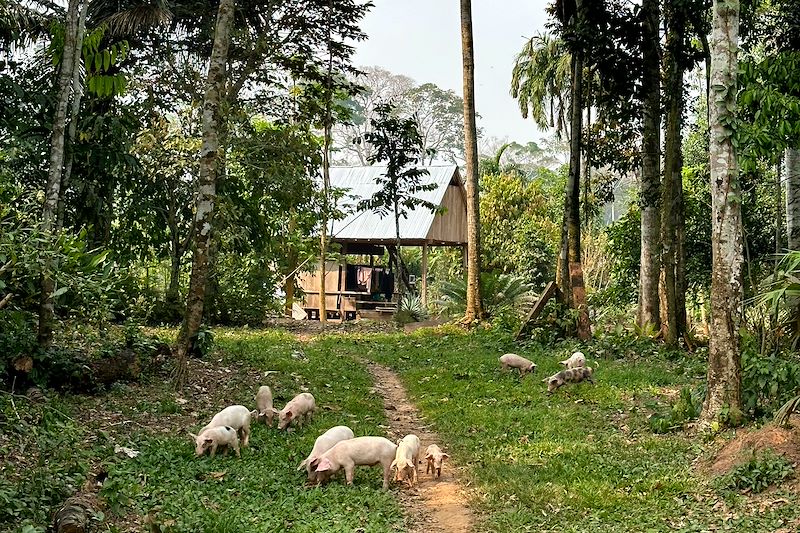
[1,328,404,533]
[3,326,800,532]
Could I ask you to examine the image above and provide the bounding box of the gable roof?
[327,165,466,246]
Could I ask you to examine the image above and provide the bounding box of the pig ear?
[271,407,279,415]
[203,438,213,444]
[189,432,198,441]
[315,458,332,472]
[390,459,398,470]
[442,454,450,460]
[309,457,320,470]
[425,453,433,460]
[285,410,293,419]
[297,459,307,471]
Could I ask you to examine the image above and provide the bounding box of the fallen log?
[53,494,100,533]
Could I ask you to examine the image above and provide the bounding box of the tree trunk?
[637,0,662,332]
[38,0,82,349]
[173,0,235,389]
[319,0,335,324]
[460,0,483,322]
[786,148,800,250]
[284,211,299,317]
[660,0,685,346]
[701,0,743,425]
[394,198,404,296]
[57,0,89,232]
[565,0,590,339]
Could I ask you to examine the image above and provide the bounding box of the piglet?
[251,385,274,426]
[277,392,316,430]
[199,405,251,447]
[298,425,355,483]
[312,436,397,489]
[424,444,449,479]
[544,366,594,394]
[190,426,240,458]
[391,434,421,487]
[499,353,536,376]
[560,351,586,369]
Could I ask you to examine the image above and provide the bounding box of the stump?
[53,494,100,533]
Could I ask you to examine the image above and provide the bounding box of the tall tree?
[460,0,483,322]
[702,0,743,424]
[38,0,84,348]
[173,0,236,388]
[637,0,661,332]
[786,148,800,249]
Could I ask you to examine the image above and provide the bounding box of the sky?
[352,0,553,145]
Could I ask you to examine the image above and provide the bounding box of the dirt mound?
[708,416,800,477]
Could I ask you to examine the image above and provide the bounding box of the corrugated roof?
[326,165,461,244]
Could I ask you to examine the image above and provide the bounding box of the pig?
[199,405,251,447]
[499,353,536,376]
[543,366,595,394]
[251,385,274,426]
[297,425,355,483]
[276,392,316,430]
[424,444,449,479]
[311,436,398,489]
[391,434,421,487]
[190,426,240,458]
[560,351,587,369]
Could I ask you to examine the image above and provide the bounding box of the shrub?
[395,293,428,324]
[716,450,794,493]
[436,272,535,319]
[741,350,800,419]
[648,387,703,434]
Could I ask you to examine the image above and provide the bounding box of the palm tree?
[510,33,571,136]
[460,0,483,322]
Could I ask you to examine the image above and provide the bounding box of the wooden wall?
[426,182,468,244]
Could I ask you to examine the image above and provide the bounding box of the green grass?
[3,326,800,533]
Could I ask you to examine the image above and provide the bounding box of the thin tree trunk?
[460,0,483,322]
[637,0,662,332]
[566,0,590,339]
[38,0,81,349]
[57,0,89,232]
[173,0,235,389]
[701,0,743,425]
[583,98,592,227]
[786,148,800,250]
[394,198,403,296]
[319,0,335,324]
[660,1,685,346]
[284,211,298,317]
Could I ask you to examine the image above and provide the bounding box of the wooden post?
[462,244,468,270]
[421,243,429,307]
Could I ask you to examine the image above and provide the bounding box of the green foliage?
[740,350,800,419]
[189,325,215,358]
[436,272,536,320]
[601,207,640,306]
[479,169,561,289]
[716,451,794,494]
[774,394,800,427]
[0,310,37,376]
[395,293,428,324]
[648,387,703,434]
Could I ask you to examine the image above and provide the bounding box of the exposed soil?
[706,415,800,477]
[365,362,474,533]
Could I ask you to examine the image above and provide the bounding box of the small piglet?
[298,425,355,483]
[190,426,240,458]
[251,385,274,426]
[424,444,449,479]
[392,434,421,487]
[277,392,316,430]
[544,366,594,394]
[560,351,586,369]
[499,353,536,376]
[312,436,397,489]
[199,405,252,447]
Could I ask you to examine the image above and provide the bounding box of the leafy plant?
[189,326,215,358]
[436,272,535,319]
[395,293,428,324]
[716,450,794,494]
[740,350,800,419]
[648,387,703,434]
[774,394,800,427]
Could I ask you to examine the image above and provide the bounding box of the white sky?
[352,0,553,145]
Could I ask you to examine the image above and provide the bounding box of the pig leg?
[344,464,355,486]
[426,458,433,475]
[241,424,250,447]
[382,462,392,490]
[209,443,218,458]
[232,439,240,458]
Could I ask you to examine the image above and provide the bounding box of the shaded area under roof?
[328,165,467,246]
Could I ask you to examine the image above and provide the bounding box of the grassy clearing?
[324,326,800,533]
[1,329,404,533]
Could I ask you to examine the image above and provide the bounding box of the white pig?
[499,353,536,376]
[199,405,251,447]
[298,425,355,483]
[312,436,398,489]
[560,351,586,369]
[190,426,240,458]
[276,393,316,430]
[251,385,274,426]
[424,444,449,479]
[392,434,421,487]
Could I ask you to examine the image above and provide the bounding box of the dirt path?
[366,362,474,533]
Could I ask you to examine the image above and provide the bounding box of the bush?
[716,450,794,493]
[741,350,800,419]
[395,293,428,324]
[648,387,703,434]
[436,272,535,319]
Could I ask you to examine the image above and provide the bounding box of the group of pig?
[499,350,595,393]
[190,385,449,490]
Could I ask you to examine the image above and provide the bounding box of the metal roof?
[327,165,463,245]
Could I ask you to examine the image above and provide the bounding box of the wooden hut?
[297,165,467,320]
